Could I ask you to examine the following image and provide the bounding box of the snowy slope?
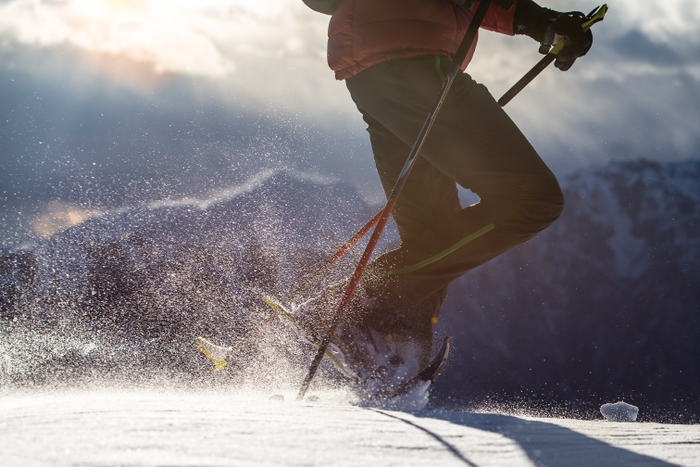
[0,390,697,467]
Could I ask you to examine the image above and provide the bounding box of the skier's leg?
[346,55,564,313]
[363,108,462,248]
[360,111,458,365]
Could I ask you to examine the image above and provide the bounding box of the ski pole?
[297,0,494,400]
[497,4,608,106]
[213,209,382,364]
[286,209,382,304]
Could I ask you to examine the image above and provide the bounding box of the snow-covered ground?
[1,389,697,467]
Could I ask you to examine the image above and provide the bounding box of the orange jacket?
[328,0,518,80]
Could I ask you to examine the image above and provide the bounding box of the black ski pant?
[346,55,564,333]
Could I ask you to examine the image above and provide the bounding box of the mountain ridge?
[1,159,698,421]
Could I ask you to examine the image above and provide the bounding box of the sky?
[1,0,699,246]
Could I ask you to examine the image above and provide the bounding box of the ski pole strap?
[435,56,447,85]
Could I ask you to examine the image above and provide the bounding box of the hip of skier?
[298,0,594,383]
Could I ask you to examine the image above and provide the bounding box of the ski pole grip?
[550,4,608,56]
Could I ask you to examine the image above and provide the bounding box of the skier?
[298,0,594,386]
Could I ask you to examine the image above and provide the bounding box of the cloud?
[1,0,699,200]
[0,0,346,122]
[0,0,327,79]
[462,1,700,174]
[608,0,700,44]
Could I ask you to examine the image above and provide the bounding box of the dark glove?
[544,12,593,71]
[514,0,593,71]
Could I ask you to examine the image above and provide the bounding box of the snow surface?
[0,390,698,467]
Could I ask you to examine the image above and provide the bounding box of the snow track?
[0,390,697,467]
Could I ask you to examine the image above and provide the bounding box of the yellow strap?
[388,223,495,276]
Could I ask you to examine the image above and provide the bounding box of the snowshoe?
[264,292,450,404]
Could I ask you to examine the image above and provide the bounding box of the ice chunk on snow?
[601,401,639,422]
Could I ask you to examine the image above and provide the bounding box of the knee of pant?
[528,176,565,228]
[496,175,564,232]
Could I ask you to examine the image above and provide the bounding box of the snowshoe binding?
[264,289,451,406]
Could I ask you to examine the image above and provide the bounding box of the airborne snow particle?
[269,394,284,401]
[601,401,639,422]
